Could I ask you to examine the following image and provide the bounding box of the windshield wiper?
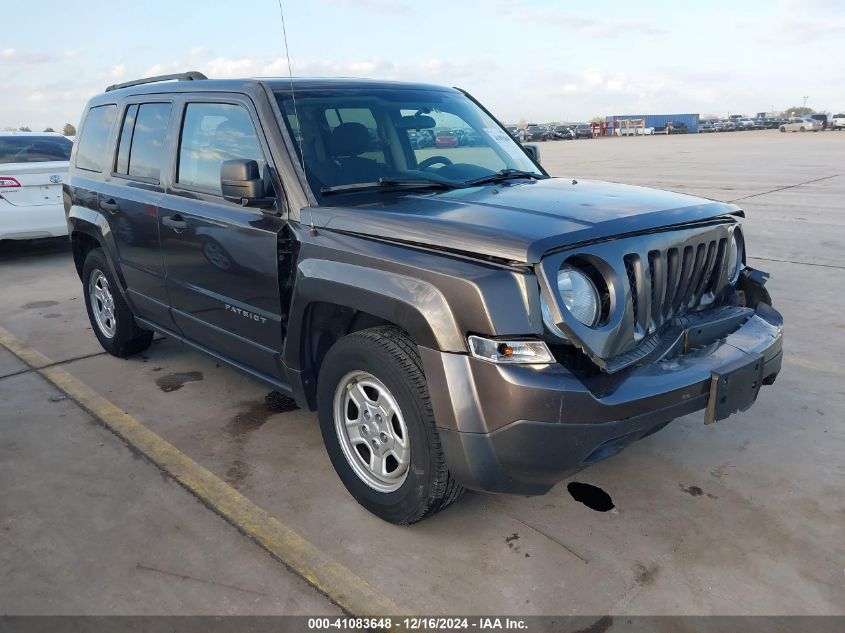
[321,177,460,196]
[464,169,544,187]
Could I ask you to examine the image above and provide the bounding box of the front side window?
[274,87,543,204]
[0,136,73,164]
[75,104,117,172]
[177,103,265,194]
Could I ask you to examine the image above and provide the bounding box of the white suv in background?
[832,113,845,130]
[0,132,72,241]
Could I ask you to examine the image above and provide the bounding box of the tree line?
[2,123,77,135]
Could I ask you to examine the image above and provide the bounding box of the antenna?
[276,0,315,231]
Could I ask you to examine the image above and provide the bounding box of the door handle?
[100,198,120,213]
[162,214,188,231]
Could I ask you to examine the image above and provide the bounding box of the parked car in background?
[525,125,550,141]
[415,129,434,148]
[809,114,828,130]
[574,123,593,139]
[656,121,689,134]
[831,113,845,130]
[737,119,756,130]
[551,125,574,140]
[460,129,484,146]
[712,121,726,132]
[1,132,73,241]
[780,117,822,132]
[722,121,737,132]
[698,120,715,133]
[751,119,766,130]
[435,130,460,147]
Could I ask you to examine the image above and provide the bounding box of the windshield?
[273,87,543,204]
[0,135,73,164]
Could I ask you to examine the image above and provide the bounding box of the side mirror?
[522,143,541,164]
[221,159,275,208]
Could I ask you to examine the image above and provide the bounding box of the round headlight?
[727,230,744,283]
[558,266,600,326]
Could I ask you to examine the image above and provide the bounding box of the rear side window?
[177,103,264,193]
[0,136,73,164]
[115,105,138,174]
[75,105,117,172]
[113,102,172,181]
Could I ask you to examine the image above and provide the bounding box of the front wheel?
[317,327,464,524]
[82,248,153,357]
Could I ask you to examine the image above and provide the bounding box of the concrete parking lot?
[1,130,843,615]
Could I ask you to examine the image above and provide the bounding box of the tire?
[317,326,464,524]
[780,127,786,132]
[800,126,806,132]
[82,248,153,357]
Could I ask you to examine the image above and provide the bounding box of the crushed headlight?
[728,229,744,284]
[468,335,554,364]
[558,266,600,327]
[541,296,569,342]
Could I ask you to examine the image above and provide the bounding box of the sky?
[1,0,843,130]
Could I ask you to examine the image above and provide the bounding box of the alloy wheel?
[89,269,116,338]
[333,370,410,492]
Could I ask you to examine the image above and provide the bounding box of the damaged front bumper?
[420,303,783,495]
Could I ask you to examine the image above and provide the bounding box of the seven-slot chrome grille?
[538,220,739,372]
[623,235,728,341]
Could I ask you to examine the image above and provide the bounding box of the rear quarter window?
[113,102,172,181]
[75,104,117,172]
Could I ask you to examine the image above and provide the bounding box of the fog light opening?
[567,482,615,512]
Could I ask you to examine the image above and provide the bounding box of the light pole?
[803,95,809,109]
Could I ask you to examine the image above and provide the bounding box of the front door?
[159,97,287,380]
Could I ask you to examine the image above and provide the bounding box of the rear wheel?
[317,327,464,524]
[82,248,153,357]
[780,126,786,132]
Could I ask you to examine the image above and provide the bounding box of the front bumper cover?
[421,303,783,495]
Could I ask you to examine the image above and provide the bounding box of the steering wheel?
[418,155,453,171]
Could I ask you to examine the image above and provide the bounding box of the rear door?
[94,99,174,328]
[159,94,287,380]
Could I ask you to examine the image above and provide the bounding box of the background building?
[605,113,700,133]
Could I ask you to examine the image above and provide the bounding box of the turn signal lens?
[468,335,555,365]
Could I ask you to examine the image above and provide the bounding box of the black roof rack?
[105,71,208,92]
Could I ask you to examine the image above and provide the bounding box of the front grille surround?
[537,221,740,372]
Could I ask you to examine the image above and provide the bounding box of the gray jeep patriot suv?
[65,72,783,524]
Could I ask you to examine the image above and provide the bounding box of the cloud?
[110,64,126,79]
[0,48,56,64]
[156,52,482,85]
[490,3,668,38]
[318,0,412,14]
[784,0,841,9]
[763,16,845,44]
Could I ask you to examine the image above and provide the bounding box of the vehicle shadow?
[0,237,71,263]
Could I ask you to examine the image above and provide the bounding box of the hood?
[311,178,741,264]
